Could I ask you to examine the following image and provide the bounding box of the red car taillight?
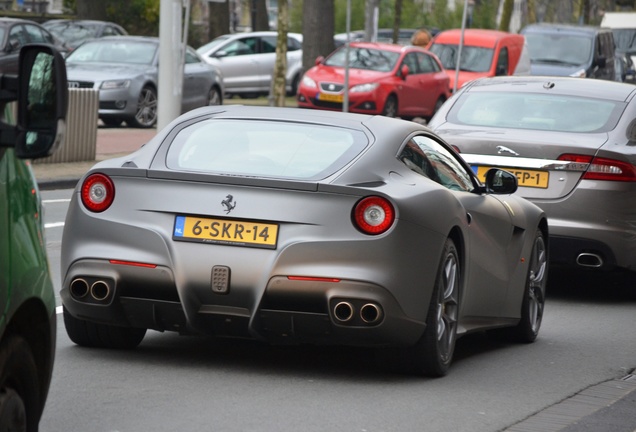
[559,154,636,182]
[353,196,395,235]
[81,173,115,212]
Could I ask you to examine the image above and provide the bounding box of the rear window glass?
[166,119,368,179]
[447,92,625,133]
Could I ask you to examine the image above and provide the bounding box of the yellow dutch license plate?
[317,92,343,103]
[476,166,549,189]
[173,215,278,249]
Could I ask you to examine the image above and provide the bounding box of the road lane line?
[43,198,71,204]
[45,222,65,229]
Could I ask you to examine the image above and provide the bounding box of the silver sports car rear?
[61,106,547,376]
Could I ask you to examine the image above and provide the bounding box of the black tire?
[101,117,123,127]
[63,307,146,349]
[0,335,40,432]
[498,230,548,343]
[288,73,301,96]
[427,97,446,121]
[382,95,398,117]
[406,238,460,377]
[127,85,157,128]
[206,86,222,106]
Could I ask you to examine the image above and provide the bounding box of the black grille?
[319,82,345,92]
[68,81,95,89]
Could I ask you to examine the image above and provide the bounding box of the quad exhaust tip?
[70,278,112,302]
[332,301,383,325]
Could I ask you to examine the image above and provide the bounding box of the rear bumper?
[61,259,426,347]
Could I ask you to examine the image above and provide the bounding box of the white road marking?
[56,306,62,315]
[45,222,65,229]
[43,198,71,204]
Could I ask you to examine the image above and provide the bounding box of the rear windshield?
[325,46,400,72]
[166,119,368,179]
[447,92,625,133]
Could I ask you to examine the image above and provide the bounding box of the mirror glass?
[23,50,57,154]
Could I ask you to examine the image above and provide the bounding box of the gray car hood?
[66,62,154,81]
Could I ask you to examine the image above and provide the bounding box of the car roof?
[221,31,303,41]
[92,35,158,43]
[348,41,409,52]
[521,23,613,35]
[462,75,636,102]
[432,29,523,46]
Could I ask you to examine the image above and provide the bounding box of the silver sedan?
[65,36,224,128]
[61,106,547,377]
[429,76,636,275]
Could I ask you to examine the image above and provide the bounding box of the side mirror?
[315,55,325,66]
[400,64,410,79]
[15,44,68,159]
[484,168,517,194]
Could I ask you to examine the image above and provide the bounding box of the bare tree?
[271,0,289,106]
[365,0,380,41]
[302,0,335,73]
[498,0,514,31]
[392,0,404,44]
[208,1,231,41]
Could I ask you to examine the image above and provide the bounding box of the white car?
[197,31,303,98]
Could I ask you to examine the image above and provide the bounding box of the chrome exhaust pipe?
[333,301,355,322]
[576,253,603,268]
[360,303,383,324]
[360,303,382,324]
[69,278,90,299]
[90,280,111,301]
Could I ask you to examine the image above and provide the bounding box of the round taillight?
[81,173,115,212]
[353,196,395,235]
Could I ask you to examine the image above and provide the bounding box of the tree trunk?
[208,1,231,41]
[392,0,403,44]
[302,0,335,73]
[251,0,269,31]
[526,0,537,24]
[365,0,380,41]
[271,0,289,107]
[76,0,107,20]
[498,0,514,31]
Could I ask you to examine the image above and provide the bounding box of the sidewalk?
[33,126,157,190]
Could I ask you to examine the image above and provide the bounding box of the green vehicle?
[0,45,68,431]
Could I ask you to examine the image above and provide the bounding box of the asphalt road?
[40,188,636,432]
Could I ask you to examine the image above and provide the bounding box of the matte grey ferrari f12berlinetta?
[61,105,548,376]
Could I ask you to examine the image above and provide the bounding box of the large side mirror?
[16,44,68,159]
[484,168,517,194]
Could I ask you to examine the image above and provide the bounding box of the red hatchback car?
[297,42,450,120]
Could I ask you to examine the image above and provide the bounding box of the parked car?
[60,104,548,377]
[427,29,531,92]
[0,17,70,73]
[614,50,636,84]
[43,19,128,51]
[297,42,451,120]
[429,76,636,274]
[0,44,67,431]
[196,31,303,98]
[65,35,224,128]
[520,23,616,80]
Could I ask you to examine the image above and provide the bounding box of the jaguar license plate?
[474,166,549,189]
[317,92,343,103]
[173,215,278,249]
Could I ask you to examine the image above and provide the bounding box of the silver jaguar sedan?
[429,76,636,275]
[61,106,547,377]
[65,36,224,128]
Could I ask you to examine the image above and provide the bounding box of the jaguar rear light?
[559,154,636,182]
[353,196,395,235]
[81,173,115,212]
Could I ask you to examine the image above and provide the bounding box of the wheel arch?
[4,298,56,411]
